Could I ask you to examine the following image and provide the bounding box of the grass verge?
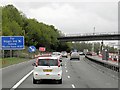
[0,57,30,68]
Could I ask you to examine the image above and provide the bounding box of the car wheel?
[59,78,62,84]
[57,78,62,84]
[70,58,72,60]
[38,79,42,84]
[33,78,37,84]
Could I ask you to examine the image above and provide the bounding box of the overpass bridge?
[58,32,120,42]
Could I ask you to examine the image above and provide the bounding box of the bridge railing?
[63,32,119,37]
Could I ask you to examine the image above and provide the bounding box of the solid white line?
[10,70,33,89]
[65,67,67,68]
[66,70,68,72]
[65,64,66,66]
[72,84,75,88]
[68,76,70,78]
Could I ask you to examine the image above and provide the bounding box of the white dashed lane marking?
[72,84,75,88]
[66,70,68,72]
[68,76,70,78]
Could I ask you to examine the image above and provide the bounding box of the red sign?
[39,47,46,51]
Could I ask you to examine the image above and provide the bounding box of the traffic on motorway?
[32,51,81,84]
[1,2,119,90]
[2,50,118,89]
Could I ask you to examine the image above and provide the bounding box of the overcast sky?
[1,0,118,35]
[1,0,119,47]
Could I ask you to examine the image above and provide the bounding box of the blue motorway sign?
[28,46,36,53]
[0,37,1,50]
[1,36,24,50]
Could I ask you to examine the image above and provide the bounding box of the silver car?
[61,51,68,58]
[70,52,80,60]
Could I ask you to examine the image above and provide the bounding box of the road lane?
[2,56,118,89]
[2,59,35,89]
[18,58,74,88]
[17,56,101,88]
[69,56,118,88]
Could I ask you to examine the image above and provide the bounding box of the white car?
[61,51,68,58]
[70,52,80,60]
[32,56,62,84]
[52,52,62,61]
[52,52,62,56]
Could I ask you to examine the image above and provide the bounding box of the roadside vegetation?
[0,57,30,68]
[2,5,69,51]
[0,5,117,68]
[1,4,71,67]
[71,42,118,53]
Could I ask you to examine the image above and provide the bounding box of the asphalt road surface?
[2,56,118,89]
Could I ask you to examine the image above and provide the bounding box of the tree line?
[2,5,70,52]
[71,42,118,53]
[1,5,117,53]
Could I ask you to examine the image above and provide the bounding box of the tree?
[2,4,72,52]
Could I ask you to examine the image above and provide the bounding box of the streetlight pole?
[93,27,95,35]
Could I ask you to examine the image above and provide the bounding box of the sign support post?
[10,50,12,57]
[2,50,4,58]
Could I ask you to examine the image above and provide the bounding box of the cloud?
[1,1,118,34]
[26,2,118,34]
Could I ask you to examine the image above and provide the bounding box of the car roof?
[52,52,60,53]
[38,56,58,59]
[61,51,67,52]
[72,52,78,53]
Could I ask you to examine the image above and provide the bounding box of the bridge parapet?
[63,32,119,37]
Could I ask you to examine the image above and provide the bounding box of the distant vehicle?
[78,51,84,55]
[52,52,62,57]
[86,52,92,56]
[32,56,62,84]
[52,52,62,61]
[70,52,80,60]
[83,49,88,55]
[61,51,68,58]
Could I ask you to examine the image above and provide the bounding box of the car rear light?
[35,74,38,75]
[36,59,39,66]
[58,60,60,67]
[60,56,62,58]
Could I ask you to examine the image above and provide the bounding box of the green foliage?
[71,42,117,53]
[2,4,71,52]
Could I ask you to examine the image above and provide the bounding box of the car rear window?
[38,59,58,66]
[62,52,66,54]
[72,52,78,54]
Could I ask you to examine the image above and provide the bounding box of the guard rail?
[85,55,119,72]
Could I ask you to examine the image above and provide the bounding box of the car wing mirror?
[59,59,62,62]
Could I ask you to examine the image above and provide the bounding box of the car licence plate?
[43,69,52,72]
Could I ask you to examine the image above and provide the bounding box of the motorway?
[2,56,118,89]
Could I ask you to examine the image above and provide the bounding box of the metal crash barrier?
[85,56,119,72]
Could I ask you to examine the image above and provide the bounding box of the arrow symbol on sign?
[18,40,21,43]
[30,47,35,52]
